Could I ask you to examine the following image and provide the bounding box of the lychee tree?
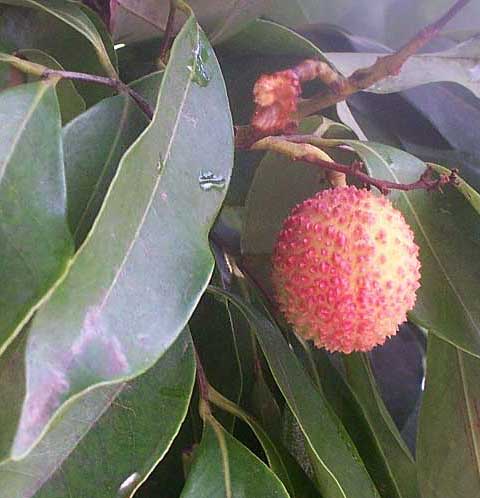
[0,0,478,497]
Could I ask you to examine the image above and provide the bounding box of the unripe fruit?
[272,186,421,353]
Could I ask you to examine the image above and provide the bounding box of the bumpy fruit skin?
[272,186,421,353]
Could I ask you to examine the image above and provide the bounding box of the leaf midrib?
[209,418,232,498]
[95,24,197,313]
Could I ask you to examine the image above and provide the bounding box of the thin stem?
[298,0,472,117]
[236,0,471,146]
[159,0,177,65]
[252,136,459,194]
[42,68,154,120]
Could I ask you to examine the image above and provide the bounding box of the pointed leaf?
[180,416,291,498]
[5,16,232,459]
[209,387,319,498]
[208,287,380,498]
[0,81,73,356]
[0,328,195,498]
[417,334,480,497]
[63,71,163,245]
[0,0,117,77]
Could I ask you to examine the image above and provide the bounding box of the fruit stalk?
[252,136,458,194]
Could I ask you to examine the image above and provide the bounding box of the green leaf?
[342,354,419,498]
[324,39,480,98]
[0,0,117,77]
[180,415,291,498]
[242,117,325,256]
[208,287,380,498]
[0,5,115,105]
[0,42,13,89]
[17,48,86,124]
[430,162,480,215]
[63,70,163,246]
[261,0,324,27]
[112,0,267,45]
[0,81,73,357]
[240,117,357,296]
[417,334,480,498]
[309,348,408,498]
[0,328,196,498]
[209,387,319,498]
[4,16,233,459]
[190,292,252,432]
[219,18,327,58]
[249,366,283,442]
[313,139,480,359]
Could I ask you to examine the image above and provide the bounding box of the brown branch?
[236,0,471,147]
[42,68,154,120]
[298,0,472,117]
[159,0,177,65]
[252,136,459,194]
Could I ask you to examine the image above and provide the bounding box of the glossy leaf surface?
[0,81,73,356]
[63,71,162,245]
[0,5,115,105]
[5,16,233,459]
[264,0,480,47]
[209,387,319,498]
[180,417,291,498]
[112,0,268,44]
[209,287,380,498]
[342,354,418,498]
[242,117,325,256]
[417,334,480,498]
[0,328,195,498]
[19,48,86,124]
[221,18,326,58]
[0,0,117,76]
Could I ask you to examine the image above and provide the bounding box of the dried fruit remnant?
[250,60,343,137]
[272,186,421,353]
[252,69,300,136]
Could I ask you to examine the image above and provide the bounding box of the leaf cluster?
[0,1,478,497]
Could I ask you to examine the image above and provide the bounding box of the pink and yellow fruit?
[272,186,421,353]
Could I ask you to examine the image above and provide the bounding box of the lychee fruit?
[271,186,421,353]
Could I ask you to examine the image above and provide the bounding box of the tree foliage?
[0,1,478,497]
